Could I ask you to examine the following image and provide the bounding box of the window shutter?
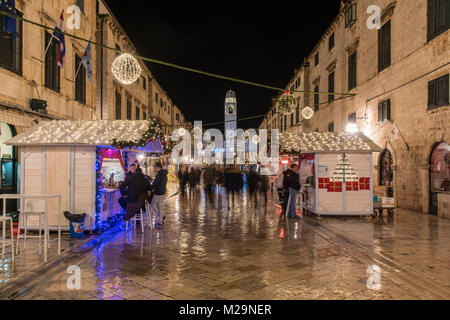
[428,80,435,108]
[378,27,383,71]
[387,100,391,121]
[443,74,449,105]
[378,103,382,122]
[386,21,391,68]
[428,0,435,40]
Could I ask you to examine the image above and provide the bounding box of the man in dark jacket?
[282,164,301,218]
[122,168,150,221]
[247,167,260,207]
[150,162,168,228]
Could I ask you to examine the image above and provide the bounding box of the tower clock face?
[228,105,234,114]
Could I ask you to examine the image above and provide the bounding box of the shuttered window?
[143,111,147,120]
[136,106,140,120]
[127,98,132,120]
[290,113,294,127]
[314,85,319,111]
[75,55,86,105]
[378,21,391,72]
[296,104,300,123]
[329,33,335,51]
[328,72,335,103]
[115,91,121,120]
[378,99,391,122]
[0,10,22,75]
[314,52,319,66]
[348,51,357,91]
[428,74,449,110]
[345,3,357,28]
[284,115,287,131]
[45,32,60,92]
[427,0,450,41]
[76,0,84,13]
[155,92,158,103]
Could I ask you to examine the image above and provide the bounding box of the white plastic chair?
[16,199,49,255]
[126,201,152,232]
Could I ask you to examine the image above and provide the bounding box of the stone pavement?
[0,186,449,300]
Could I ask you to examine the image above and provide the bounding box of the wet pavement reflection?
[1,185,449,300]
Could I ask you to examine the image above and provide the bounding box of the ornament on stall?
[112,117,173,154]
[330,153,359,183]
[111,53,142,85]
[277,92,297,114]
[302,107,314,120]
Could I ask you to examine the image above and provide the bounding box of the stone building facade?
[260,0,449,218]
[0,0,97,205]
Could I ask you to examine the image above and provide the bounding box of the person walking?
[282,164,301,219]
[150,162,168,228]
[259,167,270,204]
[188,167,197,196]
[247,167,260,207]
[122,168,150,221]
[178,165,188,197]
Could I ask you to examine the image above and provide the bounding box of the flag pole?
[43,34,57,58]
[73,60,83,82]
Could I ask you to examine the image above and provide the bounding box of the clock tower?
[225,90,237,133]
[225,90,237,164]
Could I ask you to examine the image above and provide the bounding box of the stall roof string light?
[0,10,356,98]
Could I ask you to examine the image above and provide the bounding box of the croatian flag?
[52,10,66,68]
[81,37,92,82]
[0,0,16,37]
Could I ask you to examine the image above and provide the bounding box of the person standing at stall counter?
[150,162,168,228]
[282,164,301,219]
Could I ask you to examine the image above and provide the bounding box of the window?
[0,10,22,75]
[136,106,140,120]
[280,117,283,132]
[314,52,319,66]
[76,0,84,13]
[290,113,294,127]
[75,55,86,104]
[378,21,391,72]
[45,32,60,92]
[314,85,320,111]
[428,0,450,41]
[115,91,121,120]
[329,33,335,51]
[176,114,180,121]
[314,128,319,133]
[378,99,391,122]
[143,111,147,120]
[296,105,300,123]
[348,113,357,123]
[126,98,132,120]
[348,51,357,91]
[290,85,294,92]
[328,122,334,132]
[160,98,163,107]
[143,77,146,90]
[328,72,335,103]
[345,3,357,28]
[295,77,301,88]
[428,74,449,109]
[430,142,450,194]
[115,44,121,57]
[155,92,158,103]
[284,115,287,131]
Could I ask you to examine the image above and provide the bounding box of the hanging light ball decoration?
[302,107,315,120]
[277,92,297,114]
[111,53,142,85]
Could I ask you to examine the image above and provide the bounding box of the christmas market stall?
[280,132,382,216]
[5,119,171,232]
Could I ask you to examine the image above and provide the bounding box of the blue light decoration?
[93,146,125,234]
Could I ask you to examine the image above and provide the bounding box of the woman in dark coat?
[122,168,150,221]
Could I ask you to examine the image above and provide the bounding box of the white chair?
[0,215,14,261]
[144,200,153,228]
[16,199,49,255]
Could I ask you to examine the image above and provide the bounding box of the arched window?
[430,142,450,192]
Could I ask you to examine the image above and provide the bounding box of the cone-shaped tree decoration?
[331,153,359,183]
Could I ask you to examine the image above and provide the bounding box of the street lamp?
[346,123,359,133]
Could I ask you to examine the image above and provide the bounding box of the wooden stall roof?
[5,120,161,148]
[280,132,382,153]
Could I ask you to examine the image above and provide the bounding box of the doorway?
[429,142,450,215]
[379,149,394,197]
[0,123,18,214]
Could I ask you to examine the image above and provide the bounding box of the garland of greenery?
[112,117,174,155]
[278,93,297,114]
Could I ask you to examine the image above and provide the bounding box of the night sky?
[104,0,341,129]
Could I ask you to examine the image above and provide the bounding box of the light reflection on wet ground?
[1,185,449,300]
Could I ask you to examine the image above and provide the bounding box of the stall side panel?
[317,154,343,214]
[74,147,96,229]
[23,147,44,227]
[345,153,371,214]
[46,148,71,226]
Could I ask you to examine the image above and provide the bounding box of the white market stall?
[280,132,382,216]
[5,120,168,232]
